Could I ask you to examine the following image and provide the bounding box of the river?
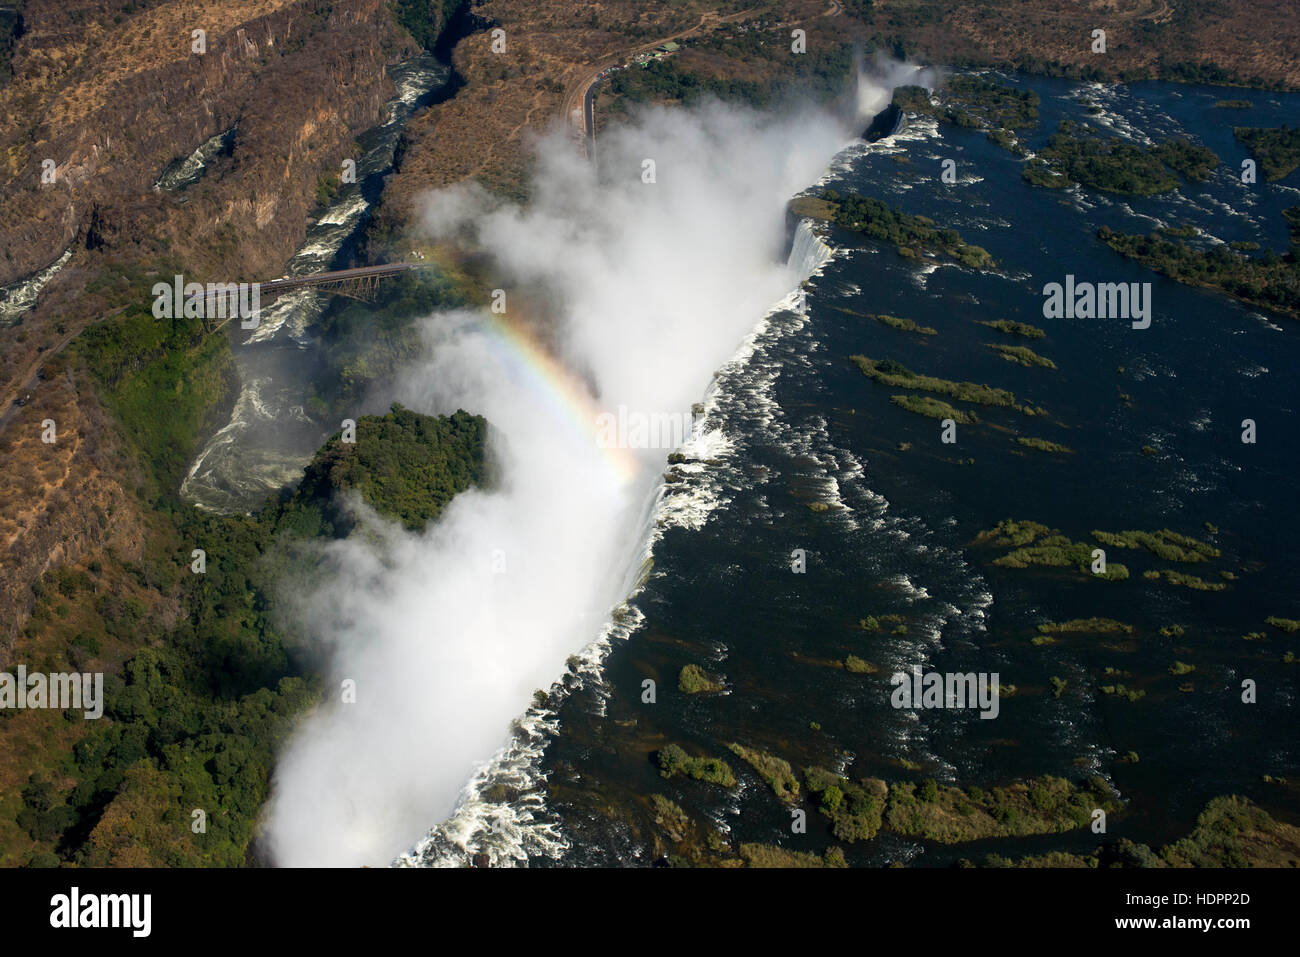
[402,74,1300,866]
[180,54,452,513]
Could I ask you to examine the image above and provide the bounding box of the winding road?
[560,2,844,158]
[560,8,762,158]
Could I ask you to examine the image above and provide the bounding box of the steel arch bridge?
[200,261,431,332]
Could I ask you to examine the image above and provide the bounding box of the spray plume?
[264,61,917,867]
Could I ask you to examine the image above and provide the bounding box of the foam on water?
[393,211,842,867]
[0,248,72,326]
[182,58,450,513]
[154,127,236,192]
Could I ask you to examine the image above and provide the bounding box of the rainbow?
[479,308,643,487]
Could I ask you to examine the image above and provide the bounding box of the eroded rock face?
[0,0,430,649]
[0,0,417,286]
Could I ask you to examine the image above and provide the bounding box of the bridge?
[201,261,431,332]
[257,261,429,301]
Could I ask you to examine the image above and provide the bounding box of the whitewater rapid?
[180,56,450,513]
[0,248,72,327]
[392,218,835,867]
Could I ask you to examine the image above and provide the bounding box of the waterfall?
[788,217,833,281]
[392,216,840,870]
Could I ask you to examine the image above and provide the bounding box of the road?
[584,80,597,163]
[0,308,122,434]
[561,2,844,156]
[560,8,764,157]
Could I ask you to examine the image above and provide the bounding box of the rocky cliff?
[0,0,418,285]
[0,0,429,654]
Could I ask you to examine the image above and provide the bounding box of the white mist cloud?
[264,68,908,867]
[856,54,939,115]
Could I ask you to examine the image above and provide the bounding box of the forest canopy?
[13,406,488,866]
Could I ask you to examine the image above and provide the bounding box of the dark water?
[540,75,1300,866]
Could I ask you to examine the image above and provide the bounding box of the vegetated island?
[728,743,800,804]
[978,319,1046,339]
[973,520,1226,584]
[791,190,995,269]
[657,744,736,787]
[1037,618,1134,637]
[1091,529,1220,562]
[1143,569,1228,592]
[645,746,1297,868]
[829,304,937,335]
[729,745,1119,846]
[892,75,1039,155]
[973,519,1129,581]
[1096,206,1300,319]
[1016,436,1072,454]
[880,775,1120,844]
[988,344,1056,369]
[990,796,1300,868]
[870,312,938,336]
[849,355,1045,418]
[679,663,724,694]
[1023,119,1219,194]
[1234,126,1300,181]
